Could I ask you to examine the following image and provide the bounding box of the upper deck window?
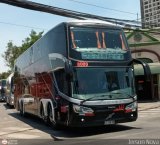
[69,26,130,61]
[70,27,127,50]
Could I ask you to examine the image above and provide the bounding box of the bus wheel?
[48,104,60,129]
[41,107,48,124]
[19,102,25,117]
[6,102,9,106]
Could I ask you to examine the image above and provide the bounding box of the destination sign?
[81,52,125,60]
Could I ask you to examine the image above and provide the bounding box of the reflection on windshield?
[72,67,135,100]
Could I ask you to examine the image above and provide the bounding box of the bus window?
[106,72,119,91]
[103,32,123,49]
[54,69,69,96]
[70,27,127,50]
[70,30,97,48]
[69,27,129,61]
[72,67,135,100]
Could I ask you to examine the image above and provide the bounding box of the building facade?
[140,0,160,28]
[126,29,160,101]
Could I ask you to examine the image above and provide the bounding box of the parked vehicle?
[6,73,14,107]
[0,79,6,102]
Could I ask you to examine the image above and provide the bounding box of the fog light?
[81,118,85,122]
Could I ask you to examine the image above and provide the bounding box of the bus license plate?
[104,120,115,125]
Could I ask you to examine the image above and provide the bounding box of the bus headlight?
[73,104,94,116]
[125,102,137,113]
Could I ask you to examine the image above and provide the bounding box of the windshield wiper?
[111,92,136,101]
[80,94,112,105]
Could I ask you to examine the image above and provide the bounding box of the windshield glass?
[69,26,130,61]
[72,67,135,100]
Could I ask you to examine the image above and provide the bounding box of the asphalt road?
[0,102,160,145]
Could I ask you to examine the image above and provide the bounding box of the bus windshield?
[72,67,135,100]
[69,26,130,61]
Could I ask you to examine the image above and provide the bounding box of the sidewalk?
[138,101,160,111]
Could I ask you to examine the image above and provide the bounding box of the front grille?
[92,104,126,120]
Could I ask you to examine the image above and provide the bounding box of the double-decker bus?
[13,20,150,128]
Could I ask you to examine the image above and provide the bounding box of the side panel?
[14,23,67,116]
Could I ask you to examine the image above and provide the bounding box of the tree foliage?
[2,30,43,70]
[0,71,11,80]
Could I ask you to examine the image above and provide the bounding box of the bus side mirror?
[128,59,151,82]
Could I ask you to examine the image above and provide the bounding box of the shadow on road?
[3,103,14,110]
[52,125,140,138]
[8,111,141,140]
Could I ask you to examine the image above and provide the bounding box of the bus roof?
[66,19,122,28]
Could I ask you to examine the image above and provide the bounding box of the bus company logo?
[113,104,125,112]
[1,139,8,145]
[107,106,116,109]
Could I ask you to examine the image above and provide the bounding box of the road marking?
[0,132,8,135]
[5,133,40,139]
[138,107,160,118]
[0,120,19,124]
[0,128,34,136]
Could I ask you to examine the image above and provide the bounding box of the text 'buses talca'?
[13,20,150,128]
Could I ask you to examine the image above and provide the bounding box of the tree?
[0,71,11,79]
[2,30,43,70]
[20,30,43,55]
[2,41,20,69]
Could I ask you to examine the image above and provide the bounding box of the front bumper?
[67,110,137,127]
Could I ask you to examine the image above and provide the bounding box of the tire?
[41,106,48,124]
[6,102,9,106]
[48,104,60,129]
[6,98,9,106]
[19,102,26,117]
